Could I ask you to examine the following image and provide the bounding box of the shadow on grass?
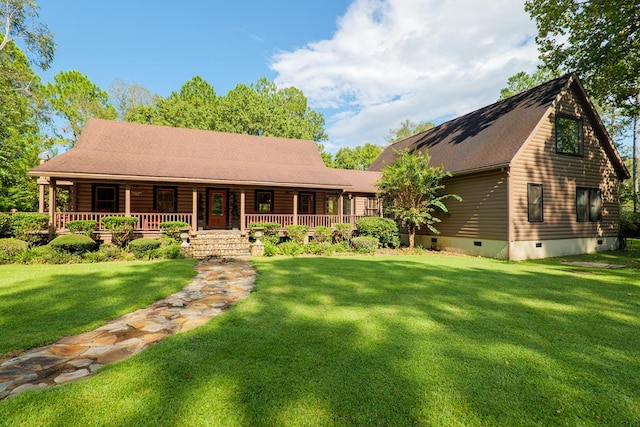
[1,255,638,425]
[0,259,196,355]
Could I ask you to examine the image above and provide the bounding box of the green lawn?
[0,259,197,356]
[0,251,639,426]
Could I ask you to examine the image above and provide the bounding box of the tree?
[386,119,435,144]
[44,70,117,147]
[0,38,49,210]
[525,0,640,212]
[377,149,461,249]
[0,0,54,71]
[109,78,155,120]
[333,143,383,170]
[498,68,561,100]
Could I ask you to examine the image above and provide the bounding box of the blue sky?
[38,1,542,151]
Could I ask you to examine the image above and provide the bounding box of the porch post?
[125,184,131,216]
[48,178,56,231]
[240,188,246,232]
[192,186,198,232]
[351,195,357,227]
[38,177,47,213]
[292,191,298,225]
[338,193,344,223]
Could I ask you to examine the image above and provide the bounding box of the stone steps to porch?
[188,230,251,259]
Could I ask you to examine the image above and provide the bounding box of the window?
[255,190,274,213]
[527,184,543,222]
[299,192,316,214]
[154,186,177,212]
[92,184,119,212]
[577,187,602,222]
[366,197,379,216]
[555,115,583,155]
[343,197,352,215]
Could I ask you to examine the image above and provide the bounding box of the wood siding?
[510,88,621,240]
[416,169,509,240]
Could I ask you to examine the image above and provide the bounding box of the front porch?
[52,212,373,234]
[42,179,381,235]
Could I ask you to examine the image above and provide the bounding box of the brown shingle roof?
[332,169,381,193]
[30,119,353,189]
[369,74,628,179]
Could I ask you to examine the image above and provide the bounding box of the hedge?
[101,216,139,247]
[351,236,380,254]
[49,234,97,254]
[128,238,161,258]
[355,217,400,248]
[66,220,97,237]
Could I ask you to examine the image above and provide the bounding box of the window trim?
[255,190,274,213]
[527,183,543,223]
[576,187,602,222]
[153,186,178,212]
[91,184,119,213]
[555,114,583,156]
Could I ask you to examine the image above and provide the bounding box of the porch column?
[192,186,198,232]
[338,193,344,223]
[48,179,56,231]
[38,177,47,213]
[125,184,131,216]
[240,188,246,232]
[351,195,357,227]
[292,191,298,225]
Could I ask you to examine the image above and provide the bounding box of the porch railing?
[244,214,369,231]
[54,212,194,231]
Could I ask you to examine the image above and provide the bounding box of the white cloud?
[271,0,539,150]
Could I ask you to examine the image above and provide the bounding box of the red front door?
[208,189,227,229]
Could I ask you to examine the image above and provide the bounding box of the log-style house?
[29,119,382,245]
[369,74,630,260]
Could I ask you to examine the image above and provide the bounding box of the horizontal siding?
[417,169,508,240]
[510,88,621,240]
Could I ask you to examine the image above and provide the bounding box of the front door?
[208,189,227,229]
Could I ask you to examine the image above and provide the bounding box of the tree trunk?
[633,111,639,213]
[408,224,416,249]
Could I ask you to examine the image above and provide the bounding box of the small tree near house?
[377,148,461,249]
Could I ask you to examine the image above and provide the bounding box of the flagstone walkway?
[0,258,256,400]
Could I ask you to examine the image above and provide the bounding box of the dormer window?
[555,115,583,155]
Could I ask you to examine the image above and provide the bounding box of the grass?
[0,249,639,426]
[0,259,197,356]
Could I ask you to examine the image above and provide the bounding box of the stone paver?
[0,258,256,400]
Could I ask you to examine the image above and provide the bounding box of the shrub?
[128,238,161,259]
[66,220,97,237]
[0,238,29,263]
[159,221,189,242]
[49,234,96,254]
[620,211,640,237]
[249,222,281,245]
[313,226,334,243]
[263,241,277,257]
[10,213,51,245]
[18,245,81,264]
[332,241,350,253]
[356,217,400,248]
[101,216,139,248]
[334,223,353,243]
[304,241,336,256]
[0,213,11,236]
[277,241,304,256]
[83,243,123,263]
[158,243,184,259]
[285,225,309,245]
[352,236,380,254]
